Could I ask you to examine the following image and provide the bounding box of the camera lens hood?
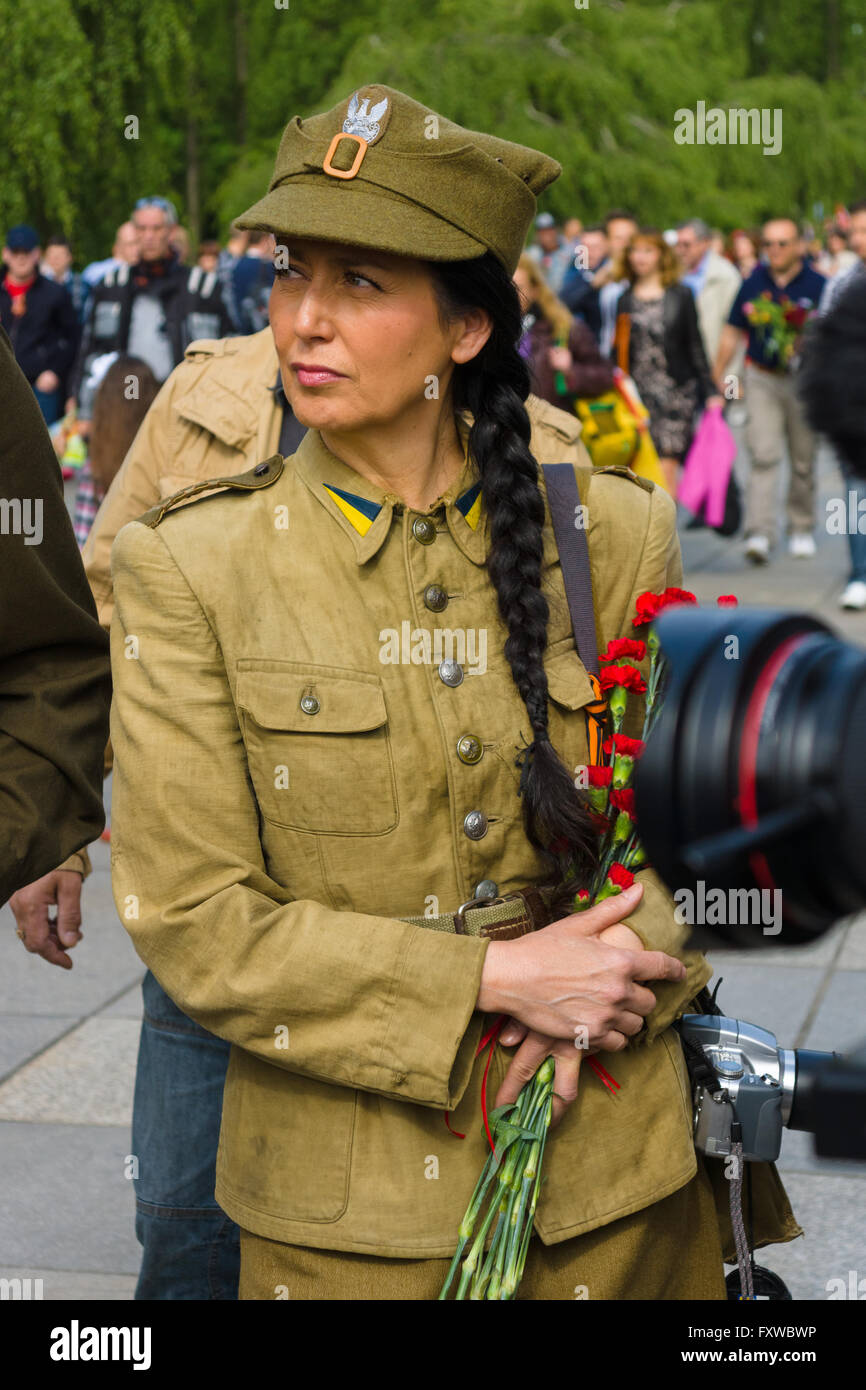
[634,607,866,945]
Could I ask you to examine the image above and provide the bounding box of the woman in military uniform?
[109,86,799,1299]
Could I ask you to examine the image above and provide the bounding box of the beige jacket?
[108,413,724,1257]
[695,251,742,364]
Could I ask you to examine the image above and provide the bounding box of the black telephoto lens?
[634,607,866,947]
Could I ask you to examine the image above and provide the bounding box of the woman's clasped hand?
[476,881,688,1126]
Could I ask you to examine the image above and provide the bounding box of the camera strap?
[543,463,608,765]
[542,462,600,676]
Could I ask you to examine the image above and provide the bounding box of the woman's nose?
[293,283,334,339]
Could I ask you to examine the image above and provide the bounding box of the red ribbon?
[444,1016,620,1152]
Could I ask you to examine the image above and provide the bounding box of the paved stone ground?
[0,442,863,1301]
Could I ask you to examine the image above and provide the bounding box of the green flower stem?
[511,1096,553,1294]
[439,1148,499,1300]
[470,1134,528,1299]
[501,1140,539,1294]
[476,1186,513,1299]
[461,1176,507,1299]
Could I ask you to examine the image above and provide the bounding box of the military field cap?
[235,84,561,276]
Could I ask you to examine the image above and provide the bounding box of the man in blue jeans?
[131,971,240,1299]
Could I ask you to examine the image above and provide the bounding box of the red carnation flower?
[609,788,636,818]
[600,638,647,664]
[587,764,613,787]
[598,664,647,694]
[602,734,645,759]
[660,587,698,610]
[607,862,635,889]
[632,591,663,627]
[717,594,738,607]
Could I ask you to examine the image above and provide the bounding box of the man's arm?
[713,322,746,387]
[0,325,110,904]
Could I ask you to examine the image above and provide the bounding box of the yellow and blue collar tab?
[322,484,382,536]
[322,480,483,537]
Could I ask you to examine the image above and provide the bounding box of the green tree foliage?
[2,0,864,266]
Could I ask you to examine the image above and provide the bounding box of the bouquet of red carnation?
[440,589,736,1301]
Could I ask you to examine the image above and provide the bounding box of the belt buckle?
[454,892,517,935]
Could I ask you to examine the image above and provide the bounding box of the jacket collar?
[291,413,487,565]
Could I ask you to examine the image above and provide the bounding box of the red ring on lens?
[737,633,810,893]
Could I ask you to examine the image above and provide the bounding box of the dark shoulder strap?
[542,462,599,676]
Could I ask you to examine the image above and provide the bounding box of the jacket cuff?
[57,847,92,879]
[619,866,713,1044]
[378,927,490,1109]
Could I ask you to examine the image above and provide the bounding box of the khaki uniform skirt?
[238,1155,727,1301]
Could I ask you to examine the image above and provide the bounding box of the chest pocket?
[236,661,397,835]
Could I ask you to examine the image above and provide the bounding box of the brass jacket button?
[456,734,483,764]
[438,659,464,687]
[424,584,448,612]
[412,516,437,544]
[300,694,320,714]
[463,810,489,840]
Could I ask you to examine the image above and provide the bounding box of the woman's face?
[628,239,661,278]
[268,237,491,435]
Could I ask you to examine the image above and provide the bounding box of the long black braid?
[428,252,599,877]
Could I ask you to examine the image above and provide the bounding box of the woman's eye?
[344,269,379,289]
[272,264,379,288]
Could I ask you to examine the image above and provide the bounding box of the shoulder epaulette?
[590,464,655,493]
[138,455,285,529]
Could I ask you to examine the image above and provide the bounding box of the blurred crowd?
[3,194,866,606]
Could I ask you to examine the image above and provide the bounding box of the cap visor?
[234,178,487,263]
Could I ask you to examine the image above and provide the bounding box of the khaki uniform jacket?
[109,413,718,1258]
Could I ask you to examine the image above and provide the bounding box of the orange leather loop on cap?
[322,132,368,179]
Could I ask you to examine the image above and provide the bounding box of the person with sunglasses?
[66,196,234,417]
[713,218,826,565]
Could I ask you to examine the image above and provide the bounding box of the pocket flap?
[544,647,597,711]
[236,665,388,733]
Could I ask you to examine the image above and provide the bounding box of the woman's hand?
[492,916,651,1126]
[548,345,573,373]
[706,394,725,410]
[494,1032,587,1129]
[477,881,685,1049]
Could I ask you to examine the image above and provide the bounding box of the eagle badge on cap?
[343,91,389,143]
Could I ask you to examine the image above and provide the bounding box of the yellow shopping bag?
[612,371,670,493]
[574,371,670,493]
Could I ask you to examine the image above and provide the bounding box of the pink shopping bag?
[677,403,738,529]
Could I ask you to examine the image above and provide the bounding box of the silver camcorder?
[678,1014,837,1163]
